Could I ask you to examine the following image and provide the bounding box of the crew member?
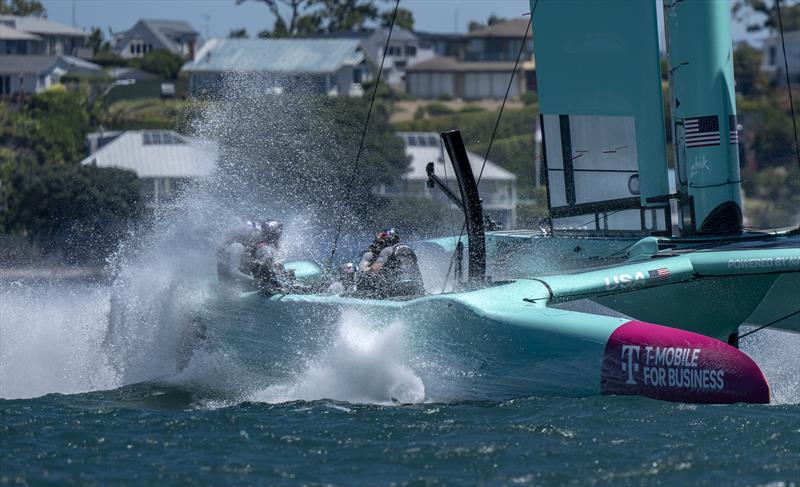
[356,228,424,298]
[217,220,259,286]
[250,219,290,293]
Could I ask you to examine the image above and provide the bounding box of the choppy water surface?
[1,281,798,486]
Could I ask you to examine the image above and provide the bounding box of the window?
[769,46,777,66]
[130,44,135,54]
[0,76,10,95]
[405,45,417,57]
[143,131,185,145]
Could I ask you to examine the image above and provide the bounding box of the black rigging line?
[326,0,401,271]
[775,0,800,173]
[738,309,800,340]
[440,5,536,292]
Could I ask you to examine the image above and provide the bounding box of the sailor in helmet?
[217,219,260,286]
[356,228,424,298]
[249,219,292,293]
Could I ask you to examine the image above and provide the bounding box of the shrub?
[426,102,455,117]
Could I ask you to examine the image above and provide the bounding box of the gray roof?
[467,19,530,38]
[0,55,58,74]
[0,23,40,40]
[399,132,516,182]
[182,38,364,73]
[0,54,101,74]
[80,130,216,179]
[406,56,522,72]
[0,15,87,37]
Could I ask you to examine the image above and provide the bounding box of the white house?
[762,30,800,83]
[0,15,89,57]
[377,132,518,228]
[405,57,529,100]
[181,38,367,98]
[0,55,102,97]
[114,19,198,60]
[81,130,216,208]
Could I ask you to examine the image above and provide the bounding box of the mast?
[665,0,743,234]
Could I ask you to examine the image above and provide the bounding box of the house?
[0,22,40,54]
[762,30,800,83]
[81,130,216,207]
[313,27,435,88]
[377,132,517,228]
[405,56,529,100]
[464,19,533,62]
[0,55,102,97]
[0,15,89,57]
[182,38,367,98]
[114,19,198,60]
[416,32,468,59]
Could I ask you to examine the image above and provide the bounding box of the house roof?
[182,38,364,73]
[80,130,216,179]
[398,132,516,182]
[0,15,87,37]
[0,23,40,40]
[467,19,530,38]
[0,55,58,74]
[0,55,101,75]
[406,56,522,73]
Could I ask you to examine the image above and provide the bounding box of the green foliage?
[436,93,453,102]
[239,0,384,37]
[459,104,486,114]
[1,90,92,166]
[426,102,454,116]
[734,44,769,96]
[521,91,538,105]
[732,0,800,32]
[413,105,426,119]
[1,159,141,262]
[0,0,45,16]
[749,104,796,166]
[100,98,190,131]
[380,7,414,31]
[132,49,185,80]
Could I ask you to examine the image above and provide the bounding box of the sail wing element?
[532,0,670,234]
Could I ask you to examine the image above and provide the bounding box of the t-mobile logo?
[621,345,641,385]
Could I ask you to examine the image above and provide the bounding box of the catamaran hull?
[200,280,769,404]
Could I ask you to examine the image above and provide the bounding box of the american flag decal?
[648,268,671,280]
[729,114,739,145]
[685,115,720,148]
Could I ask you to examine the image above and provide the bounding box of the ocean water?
[1,280,798,486]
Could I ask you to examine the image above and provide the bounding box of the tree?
[236,0,387,36]
[134,49,185,80]
[732,0,800,32]
[2,159,141,262]
[488,15,507,26]
[228,28,249,38]
[380,7,413,31]
[468,21,486,32]
[0,0,45,16]
[235,0,314,36]
[87,27,104,55]
[734,44,769,96]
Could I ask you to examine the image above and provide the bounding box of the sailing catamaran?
[205,0,798,404]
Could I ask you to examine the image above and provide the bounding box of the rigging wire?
[326,0,401,271]
[440,7,535,292]
[775,0,800,172]
[738,309,800,340]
